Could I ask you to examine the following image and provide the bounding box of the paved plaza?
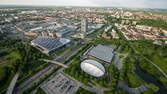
[41,73,79,94]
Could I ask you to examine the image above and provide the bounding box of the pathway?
[62,72,108,94]
[113,52,128,71]
[118,81,147,94]
[129,42,167,78]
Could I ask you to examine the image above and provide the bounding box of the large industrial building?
[86,45,115,64]
[55,27,76,38]
[31,37,70,54]
[80,59,105,77]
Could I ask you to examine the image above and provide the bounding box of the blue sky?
[0,0,167,9]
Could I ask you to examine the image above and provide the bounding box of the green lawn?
[75,88,95,94]
[7,50,21,62]
[120,56,143,88]
[0,38,51,92]
[127,73,142,88]
[130,40,167,74]
[0,50,22,91]
[129,40,167,88]
[0,66,14,91]
[0,50,21,66]
[150,55,167,74]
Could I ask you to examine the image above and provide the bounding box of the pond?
[135,62,167,94]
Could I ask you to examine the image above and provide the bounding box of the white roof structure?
[80,60,105,77]
[87,45,115,63]
[31,37,70,54]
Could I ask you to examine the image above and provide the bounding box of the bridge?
[39,59,68,68]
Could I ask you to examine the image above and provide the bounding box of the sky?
[0,0,167,9]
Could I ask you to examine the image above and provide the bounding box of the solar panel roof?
[31,37,70,52]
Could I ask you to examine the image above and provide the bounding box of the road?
[55,43,83,61]
[16,43,84,94]
[112,51,128,71]
[15,64,56,94]
[40,59,68,68]
[6,73,20,94]
[32,45,85,94]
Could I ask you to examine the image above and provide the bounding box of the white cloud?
[0,0,166,8]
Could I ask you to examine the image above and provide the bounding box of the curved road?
[6,73,20,94]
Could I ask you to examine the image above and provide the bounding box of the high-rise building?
[81,18,88,33]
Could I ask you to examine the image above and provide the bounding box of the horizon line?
[0,4,167,10]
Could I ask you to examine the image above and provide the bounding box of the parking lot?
[41,73,79,94]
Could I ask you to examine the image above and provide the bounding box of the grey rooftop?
[87,45,115,63]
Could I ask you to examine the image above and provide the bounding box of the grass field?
[0,49,21,91]
[7,50,21,62]
[131,40,167,74]
[75,88,96,94]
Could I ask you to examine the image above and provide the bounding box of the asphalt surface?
[15,64,56,94]
[6,73,20,94]
[16,44,84,94]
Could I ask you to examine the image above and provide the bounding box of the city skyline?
[0,0,167,9]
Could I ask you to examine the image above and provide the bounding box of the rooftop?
[87,45,115,63]
[31,37,70,53]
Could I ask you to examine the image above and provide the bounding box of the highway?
[31,44,86,94]
[15,43,84,94]
[15,64,56,94]
[6,72,20,94]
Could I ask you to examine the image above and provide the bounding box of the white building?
[81,60,105,77]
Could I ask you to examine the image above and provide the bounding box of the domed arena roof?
[80,60,105,77]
